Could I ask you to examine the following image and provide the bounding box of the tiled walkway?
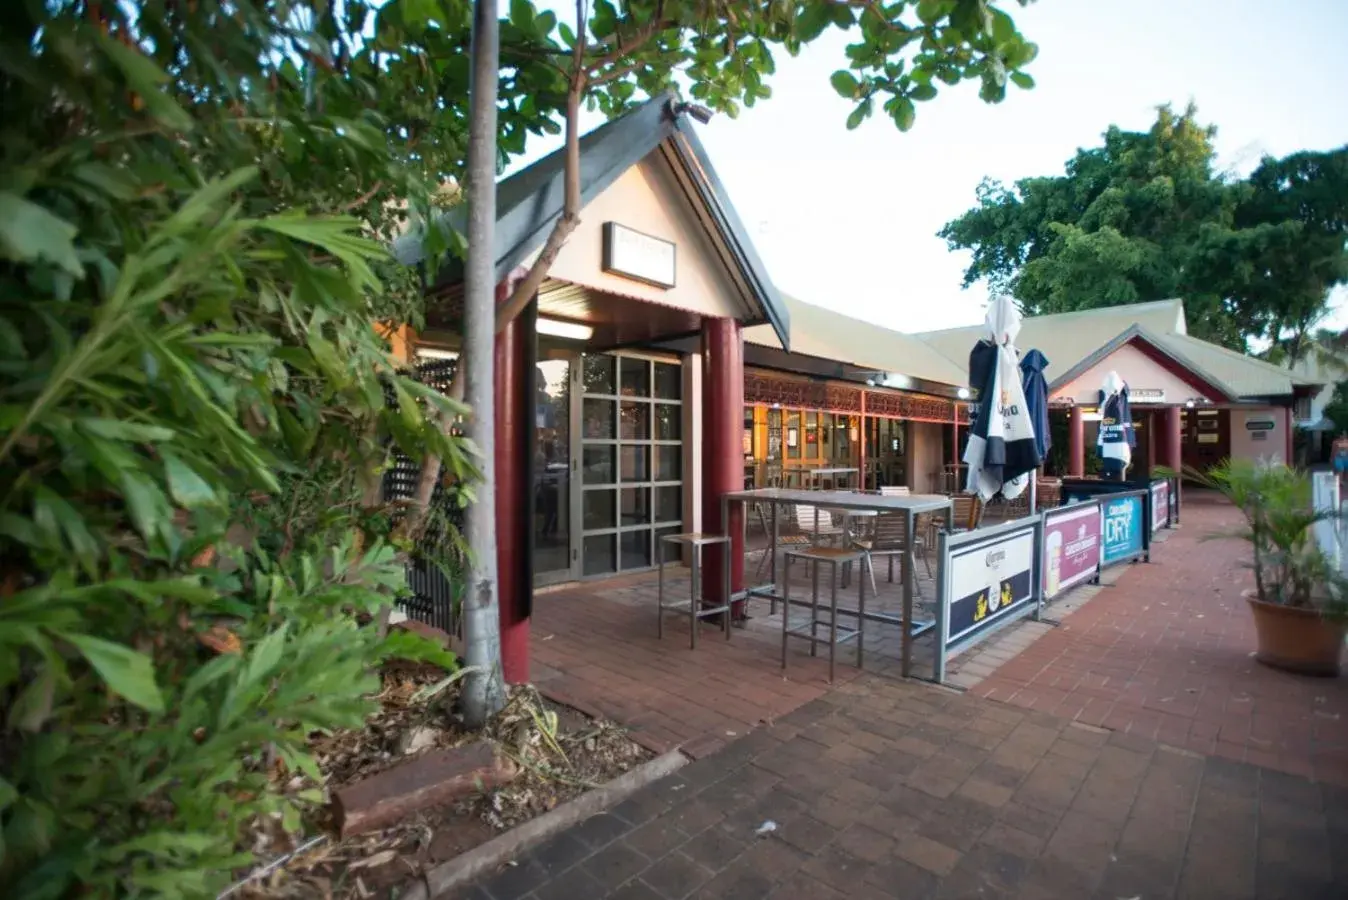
[967,492,1348,783]
[462,675,1348,900]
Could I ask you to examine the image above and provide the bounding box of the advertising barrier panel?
[1149,479,1170,534]
[1042,501,1101,600]
[1100,492,1146,567]
[942,521,1038,651]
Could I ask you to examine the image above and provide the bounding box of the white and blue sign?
[1100,495,1144,565]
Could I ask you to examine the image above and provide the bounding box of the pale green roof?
[911,299,1320,401]
[745,294,969,388]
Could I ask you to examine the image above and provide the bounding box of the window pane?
[583,355,615,394]
[621,487,650,526]
[620,401,650,440]
[583,534,616,576]
[654,362,681,400]
[583,398,614,439]
[656,485,682,523]
[621,445,650,482]
[619,358,650,397]
[656,526,683,562]
[621,529,652,569]
[655,403,681,440]
[583,445,615,484]
[583,489,615,530]
[655,445,681,482]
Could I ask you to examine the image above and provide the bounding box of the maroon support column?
[701,317,746,617]
[494,292,532,684]
[1163,406,1182,471]
[1068,407,1085,477]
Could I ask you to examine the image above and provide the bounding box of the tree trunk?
[460,0,506,728]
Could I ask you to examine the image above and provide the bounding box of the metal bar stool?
[781,545,867,682]
[658,533,732,649]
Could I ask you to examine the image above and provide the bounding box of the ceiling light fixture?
[957,387,972,400]
[537,317,593,341]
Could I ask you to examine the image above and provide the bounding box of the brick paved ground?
[968,491,1348,784]
[459,675,1348,900]
[532,548,943,758]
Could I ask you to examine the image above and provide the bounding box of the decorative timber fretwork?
[744,371,829,409]
[745,369,960,423]
[826,383,863,413]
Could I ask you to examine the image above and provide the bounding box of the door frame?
[533,349,582,587]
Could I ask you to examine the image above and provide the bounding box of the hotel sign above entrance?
[602,222,677,289]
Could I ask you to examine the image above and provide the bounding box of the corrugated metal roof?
[744,294,969,388]
[910,299,1320,401]
[914,300,1187,383]
[1153,332,1318,397]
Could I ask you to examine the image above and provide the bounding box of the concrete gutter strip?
[400,748,689,900]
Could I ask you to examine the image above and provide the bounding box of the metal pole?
[901,508,915,678]
[934,527,949,684]
[1032,512,1045,622]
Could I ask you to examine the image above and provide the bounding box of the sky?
[512,0,1348,336]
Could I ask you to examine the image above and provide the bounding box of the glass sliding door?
[534,357,574,584]
[579,354,684,576]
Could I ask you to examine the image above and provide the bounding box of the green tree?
[939,104,1348,350]
[0,2,488,894]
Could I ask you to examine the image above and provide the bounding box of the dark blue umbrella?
[1019,348,1051,512]
[1019,349,1052,462]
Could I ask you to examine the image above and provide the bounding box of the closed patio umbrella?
[963,296,1043,506]
[1020,349,1052,512]
[1098,371,1134,481]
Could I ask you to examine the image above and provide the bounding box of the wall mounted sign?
[1130,389,1166,403]
[602,222,677,288]
[1252,431,1268,441]
[1042,503,1101,600]
[1197,433,1219,444]
[1245,418,1276,431]
[945,525,1036,647]
[1100,494,1144,566]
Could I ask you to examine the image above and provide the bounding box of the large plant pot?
[1245,593,1348,676]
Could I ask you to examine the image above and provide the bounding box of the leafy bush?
[0,3,482,895]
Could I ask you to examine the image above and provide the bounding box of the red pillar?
[702,317,745,617]
[1163,406,1182,472]
[1068,407,1085,476]
[494,294,531,684]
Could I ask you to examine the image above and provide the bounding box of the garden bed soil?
[237,661,652,899]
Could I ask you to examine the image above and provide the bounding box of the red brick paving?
[973,490,1348,784]
[531,577,865,760]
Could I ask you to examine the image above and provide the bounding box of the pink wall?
[1052,343,1209,406]
[1228,406,1289,465]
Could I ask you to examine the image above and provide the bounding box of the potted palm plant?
[1193,459,1348,675]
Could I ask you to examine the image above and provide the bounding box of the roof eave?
[1048,325,1240,403]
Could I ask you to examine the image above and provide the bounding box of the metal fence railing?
[383,359,464,637]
